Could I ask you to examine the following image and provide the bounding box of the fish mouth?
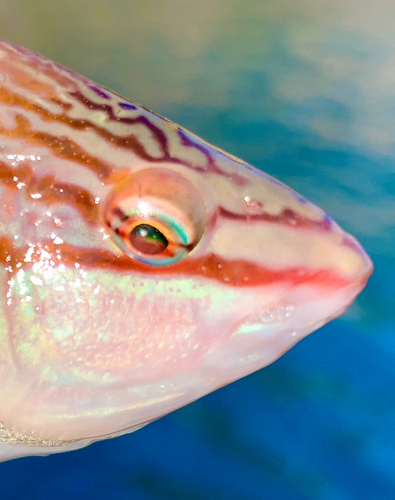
[235,229,373,345]
[237,266,370,337]
[202,272,372,385]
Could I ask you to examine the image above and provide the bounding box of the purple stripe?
[218,206,332,230]
[89,86,110,99]
[119,102,137,110]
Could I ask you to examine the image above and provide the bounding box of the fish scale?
[0,39,372,461]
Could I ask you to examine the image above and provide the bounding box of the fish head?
[94,154,372,385]
[0,40,372,456]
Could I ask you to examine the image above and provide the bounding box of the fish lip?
[234,273,370,342]
[231,261,372,341]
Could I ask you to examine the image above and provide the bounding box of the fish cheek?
[5,268,220,386]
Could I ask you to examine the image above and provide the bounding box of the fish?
[0,39,372,462]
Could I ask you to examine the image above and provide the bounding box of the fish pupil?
[129,223,168,255]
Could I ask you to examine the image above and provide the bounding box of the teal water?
[0,1,394,499]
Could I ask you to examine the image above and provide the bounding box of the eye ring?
[103,168,207,266]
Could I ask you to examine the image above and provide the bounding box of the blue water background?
[0,1,394,499]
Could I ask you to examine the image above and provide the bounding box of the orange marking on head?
[0,160,98,224]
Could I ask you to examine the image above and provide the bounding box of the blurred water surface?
[0,1,394,499]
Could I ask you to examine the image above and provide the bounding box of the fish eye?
[103,168,207,265]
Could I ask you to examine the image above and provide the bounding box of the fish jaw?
[206,271,371,383]
[0,269,370,462]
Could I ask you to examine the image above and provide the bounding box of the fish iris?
[130,224,169,255]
